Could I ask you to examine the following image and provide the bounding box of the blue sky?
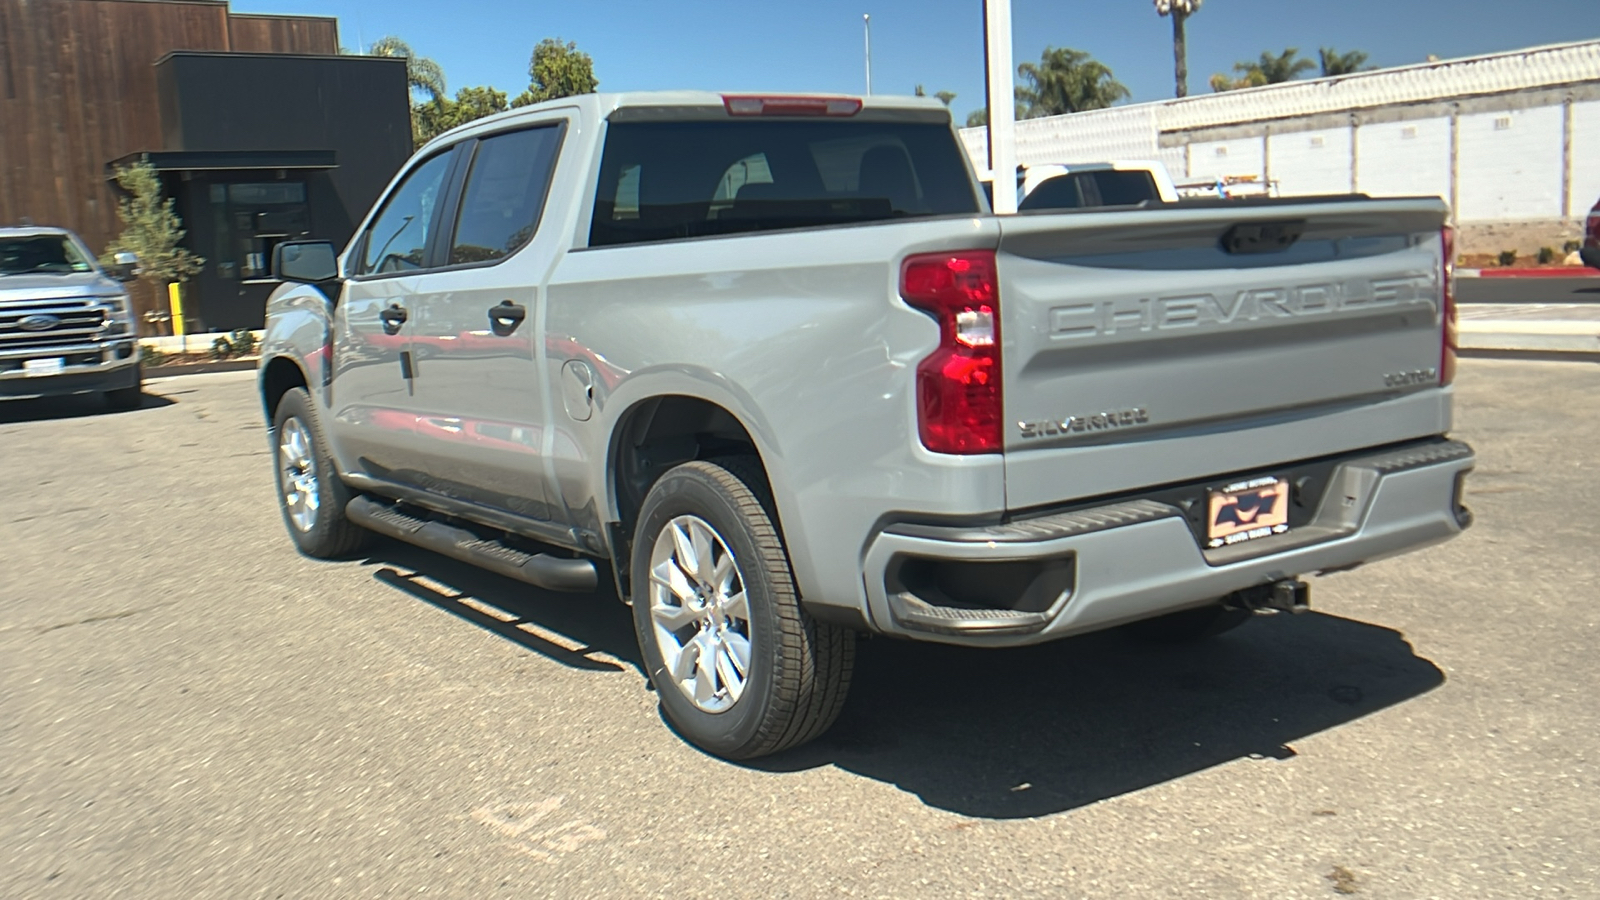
[247,0,1598,120]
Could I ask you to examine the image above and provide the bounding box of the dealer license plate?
[1206,476,1290,549]
[23,358,64,377]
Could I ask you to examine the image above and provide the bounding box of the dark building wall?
[154,52,411,331]
[0,0,337,256]
[156,51,411,246]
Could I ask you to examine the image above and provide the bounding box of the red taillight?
[721,95,862,117]
[1586,210,1600,245]
[1441,225,1457,386]
[900,251,1002,454]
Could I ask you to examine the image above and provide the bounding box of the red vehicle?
[1583,196,1600,270]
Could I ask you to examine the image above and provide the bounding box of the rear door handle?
[379,303,408,335]
[489,300,526,336]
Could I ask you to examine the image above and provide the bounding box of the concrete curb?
[143,358,260,377]
[1457,267,1599,278]
[1458,319,1600,355]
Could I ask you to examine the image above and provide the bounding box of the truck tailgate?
[997,198,1451,509]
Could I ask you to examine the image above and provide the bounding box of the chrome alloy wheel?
[278,417,320,533]
[648,514,753,713]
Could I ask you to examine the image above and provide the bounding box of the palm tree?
[1015,47,1130,118]
[367,35,446,102]
[1154,0,1202,98]
[1252,48,1316,84]
[1212,47,1314,91]
[1319,47,1372,77]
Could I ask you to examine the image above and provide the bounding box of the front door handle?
[379,303,408,335]
[489,300,526,336]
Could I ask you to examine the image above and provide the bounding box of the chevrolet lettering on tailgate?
[1049,278,1433,339]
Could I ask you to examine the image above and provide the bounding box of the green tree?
[414,85,511,146]
[1154,0,1202,98]
[1016,47,1129,118]
[510,38,598,108]
[102,161,204,290]
[1211,47,1314,92]
[1319,47,1372,76]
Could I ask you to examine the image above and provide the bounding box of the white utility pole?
[863,14,873,94]
[983,0,1017,213]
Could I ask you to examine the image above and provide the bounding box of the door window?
[358,151,454,275]
[447,125,564,265]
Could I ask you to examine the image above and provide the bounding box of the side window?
[358,151,454,275]
[447,125,564,265]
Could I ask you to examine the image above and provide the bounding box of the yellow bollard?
[167,282,186,351]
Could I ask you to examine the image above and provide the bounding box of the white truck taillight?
[899,250,1002,454]
[1441,225,1457,386]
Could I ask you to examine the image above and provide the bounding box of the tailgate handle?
[1221,220,1305,255]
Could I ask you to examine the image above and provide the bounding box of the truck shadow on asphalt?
[364,541,641,675]
[359,537,1443,821]
[0,390,173,424]
[757,612,1445,819]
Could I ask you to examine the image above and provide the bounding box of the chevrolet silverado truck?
[258,91,1475,759]
[1,226,142,409]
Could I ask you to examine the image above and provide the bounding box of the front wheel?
[631,459,854,760]
[271,387,369,559]
[104,365,143,411]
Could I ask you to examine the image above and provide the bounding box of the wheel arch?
[604,394,781,600]
[260,354,309,424]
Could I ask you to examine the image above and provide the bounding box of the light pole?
[863,14,873,95]
[983,0,1016,213]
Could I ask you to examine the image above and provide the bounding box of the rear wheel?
[271,387,369,558]
[631,459,854,760]
[1122,602,1253,643]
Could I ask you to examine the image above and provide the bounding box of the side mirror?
[107,251,139,282]
[272,240,340,283]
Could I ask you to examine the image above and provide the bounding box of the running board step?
[346,496,598,593]
[887,591,1051,636]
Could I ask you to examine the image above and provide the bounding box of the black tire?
[271,387,370,559]
[104,365,143,411]
[1122,602,1253,643]
[630,458,855,760]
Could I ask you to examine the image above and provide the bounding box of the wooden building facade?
[1,0,337,253]
[1,0,409,329]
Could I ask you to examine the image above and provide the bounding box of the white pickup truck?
[260,92,1474,759]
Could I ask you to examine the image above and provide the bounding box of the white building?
[961,39,1600,252]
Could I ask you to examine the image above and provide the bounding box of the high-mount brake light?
[900,251,1002,454]
[1441,225,1457,386]
[721,95,863,117]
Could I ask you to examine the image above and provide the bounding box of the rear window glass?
[1019,170,1160,212]
[589,119,979,247]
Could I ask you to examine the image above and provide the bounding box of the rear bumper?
[0,339,140,399]
[858,439,1474,647]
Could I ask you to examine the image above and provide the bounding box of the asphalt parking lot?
[2,359,1596,899]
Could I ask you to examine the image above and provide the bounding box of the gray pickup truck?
[259,92,1474,759]
[1,226,143,409]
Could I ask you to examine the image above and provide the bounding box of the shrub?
[1564,240,1582,254]
[1497,250,1518,267]
[210,330,259,360]
[1538,246,1556,265]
